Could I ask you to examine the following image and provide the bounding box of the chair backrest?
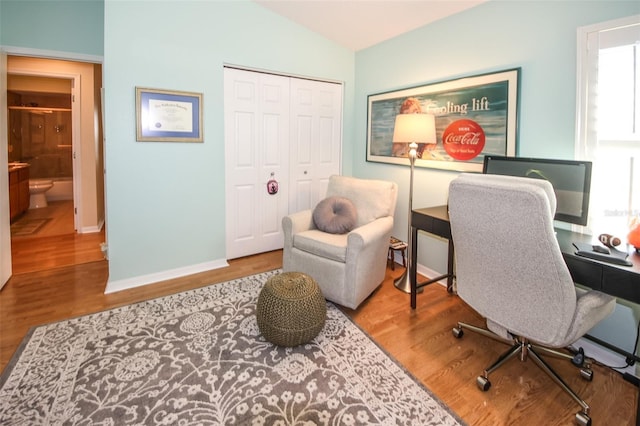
[448,173,577,345]
[325,175,398,228]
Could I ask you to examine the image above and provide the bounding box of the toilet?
[29,179,54,209]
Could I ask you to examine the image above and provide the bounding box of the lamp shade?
[392,113,437,144]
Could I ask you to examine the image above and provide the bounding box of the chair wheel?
[580,368,593,381]
[571,347,585,367]
[452,327,463,338]
[575,411,591,426]
[476,375,491,391]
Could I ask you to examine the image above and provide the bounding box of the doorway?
[4,56,105,275]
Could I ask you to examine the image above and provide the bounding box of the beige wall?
[7,56,104,232]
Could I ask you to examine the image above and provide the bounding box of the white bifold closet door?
[224,67,342,260]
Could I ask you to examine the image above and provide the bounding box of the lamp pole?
[390,112,435,294]
[394,142,422,294]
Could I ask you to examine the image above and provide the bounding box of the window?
[576,16,640,237]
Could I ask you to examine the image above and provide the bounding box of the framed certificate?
[136,87,203,142]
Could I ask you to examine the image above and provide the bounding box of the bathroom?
[4,56,105,275]
[7,75,74,230]
[7,75,73,208]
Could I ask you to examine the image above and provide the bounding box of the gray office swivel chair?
[448,173,616,426]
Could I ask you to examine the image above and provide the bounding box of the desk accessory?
[573,242,632,266]
[598,233,621,248]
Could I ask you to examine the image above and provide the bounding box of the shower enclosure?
[8,83,74,203]
[8,108,73,181]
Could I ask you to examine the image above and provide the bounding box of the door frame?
[0,47,102,285]
[7,69,82,232]
[1,49,10,289]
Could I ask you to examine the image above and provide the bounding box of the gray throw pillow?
[313,196,358,234]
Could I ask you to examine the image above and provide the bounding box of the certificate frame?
[136,87,203,142]
[366,68,519,172]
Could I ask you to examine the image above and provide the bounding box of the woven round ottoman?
[256,272,326,347]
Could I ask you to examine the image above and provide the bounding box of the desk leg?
[410,226,418,309]
[447,239,455,293]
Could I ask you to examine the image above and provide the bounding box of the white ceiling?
[254,0,488,51]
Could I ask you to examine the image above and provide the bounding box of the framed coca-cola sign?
[367,68,519,172]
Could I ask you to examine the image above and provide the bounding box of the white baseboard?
[415,263,450,287]
[79,219,104,234]
[104,258,229,294]
[391,252,450,286]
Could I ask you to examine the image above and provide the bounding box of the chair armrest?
[343,216,394,299]
[282,210,315,272]
[282,210,315,258]
[347,216,394,249]
[346,216,394,268]
[282,209,315,237]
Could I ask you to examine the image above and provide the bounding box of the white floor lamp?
[392,113,437,293]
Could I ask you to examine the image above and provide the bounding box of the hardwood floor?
[0,251,637,425]
[9,200,106,274]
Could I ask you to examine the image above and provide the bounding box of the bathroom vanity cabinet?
[9,165,30,221]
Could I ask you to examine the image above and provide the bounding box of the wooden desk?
[411,205,640,305]
[556,228,640,303]
[411,204,640,363]
[410,206,456,309]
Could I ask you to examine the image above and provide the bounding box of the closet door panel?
[294,115,313,164]
[314,85,342,183]
[224,68,289,259]
[225,68,342,259]
[291,178,313,214]
[261,112,286,237]
[234,112,255,167]
[234,184,256,240]
[289,79,342,212]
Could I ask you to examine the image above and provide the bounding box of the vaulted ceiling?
[254,0,488,51]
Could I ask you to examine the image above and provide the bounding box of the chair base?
[453,321,594,426]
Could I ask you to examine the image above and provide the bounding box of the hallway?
[10,201,105,274]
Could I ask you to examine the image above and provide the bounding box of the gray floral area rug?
[0,269,464,425]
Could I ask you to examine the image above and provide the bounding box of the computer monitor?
[482,156,593,226]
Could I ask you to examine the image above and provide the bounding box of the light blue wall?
[355,0,639,273]
[103,1,355,282]
[0,0,103,56]
[354,1,639,358]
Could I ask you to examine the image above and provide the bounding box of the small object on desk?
[598,233,621,248]
[573,242,632,266]
[592,245,610,254]
[388,236,408,270]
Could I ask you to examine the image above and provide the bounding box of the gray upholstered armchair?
[448,173,616,426]
[282,175,398,309]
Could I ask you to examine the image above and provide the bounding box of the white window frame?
[576,15,640,236]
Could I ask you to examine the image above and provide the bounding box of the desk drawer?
[412,213,451,239]
[602,268,640,303]
[564,255,603,290]
[431,218,452,239]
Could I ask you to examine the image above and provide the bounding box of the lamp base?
[393,268,424,294]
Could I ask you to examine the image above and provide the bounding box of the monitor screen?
[482,156,592,226]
